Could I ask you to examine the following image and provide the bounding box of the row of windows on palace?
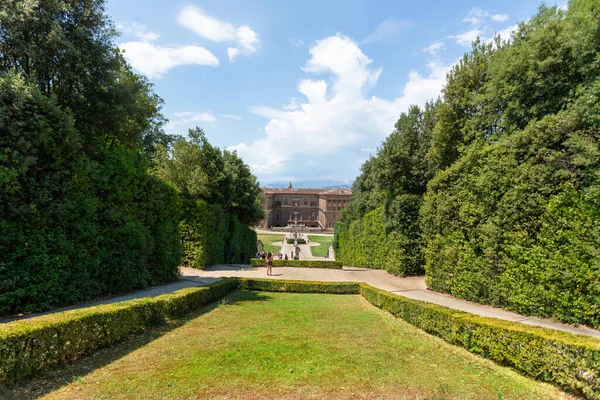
[274,199,350,207]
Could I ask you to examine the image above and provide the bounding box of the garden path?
[4,265,600,339]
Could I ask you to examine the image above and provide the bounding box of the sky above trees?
[107,0,563,183]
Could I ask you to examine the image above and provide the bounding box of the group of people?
[256,250,291,260]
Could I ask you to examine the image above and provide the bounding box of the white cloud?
[230,34,451,181]
[361,18,410,45]
[450,8,514,47]
[289,38,305,47]
[236,26,259,53]
[177,6,236,42]
[450,28,486,47]
[462,7,489,26]
[227,47,240,61]
[177,6,259,62]
[117,22,160,42]
[491,14,509,22]
[422,41,444,55]
[463,8,510,25]
[120,41,218,78]
[222,114,242,120]
[166,111,216,131]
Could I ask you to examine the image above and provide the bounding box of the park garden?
[1,0,600,399]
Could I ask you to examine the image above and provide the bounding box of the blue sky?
[107,0,561,184]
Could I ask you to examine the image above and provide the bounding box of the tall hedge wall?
[181,200,256,268]
[422,99,600,329]
[0,75,181,316]
[336,206,424,276]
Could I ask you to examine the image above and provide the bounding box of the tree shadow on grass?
[2,290,273,400]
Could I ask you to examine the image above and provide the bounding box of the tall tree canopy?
[336,0,600,329]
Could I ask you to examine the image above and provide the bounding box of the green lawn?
[16,291,573,400]
[257,233,284,255]
[308,235,332,257]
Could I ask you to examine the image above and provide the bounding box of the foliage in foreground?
[336,0,600,328]
[2,278,597,398]
[10,290,573,400]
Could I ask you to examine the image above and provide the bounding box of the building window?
[276,212,280,221]
[312,213,316,221]
[328,222,332,228]
[284,198,288,206]
[304,199,308,206]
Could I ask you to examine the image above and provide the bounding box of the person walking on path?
[266,252,273,276]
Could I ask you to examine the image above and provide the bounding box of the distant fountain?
[292,214,301,260]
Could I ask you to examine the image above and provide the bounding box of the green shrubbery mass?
[3,279,598,398]
[336,0,600,328]
[0,0,262,314]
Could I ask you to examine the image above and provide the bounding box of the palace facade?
[259,183,352,231]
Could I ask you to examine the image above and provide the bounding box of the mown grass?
[257,234,285,255]
[308,235,332,257]
[18,291,574,400]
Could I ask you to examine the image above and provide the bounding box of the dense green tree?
[337,0,600,328]
[153,129,261,268]
[223,149,265,226]
[0,0,172,156]
[0,73,181,314]
[0,0,181,315]
[336,102,439,275]
[420,0,600,328]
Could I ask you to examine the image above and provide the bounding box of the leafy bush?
[237,278,360,294]
[422,101,600,328]
[336,206,423,276]
[0,279,238,383]
[286,238,306,244]
[360,284,600,399]
[250,259,343,268]
[0,74,181,315]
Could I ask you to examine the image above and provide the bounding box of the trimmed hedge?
[181,200,256,268]
[360,284,600,399]
[286,238,306,244]
[335,205,424,277]
[250,258,343,268]
[237,278,360,294]
[0,279,238,384]
[3,277,599,398]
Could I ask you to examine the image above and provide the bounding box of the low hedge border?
[250,258,343,268]
[2,278,599,398]
[0,279,238,384]
[359,284,600,400]
[237,278,360,294]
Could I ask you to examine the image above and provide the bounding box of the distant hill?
[261,180,353,189]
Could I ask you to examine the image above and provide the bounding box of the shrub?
[250,259,343,268]
[0,74,181,315]
[360,284,600,399]
[0,279,238,383]
[336,207,424,276]
[236,278,360,294]
[286,238,306,244]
